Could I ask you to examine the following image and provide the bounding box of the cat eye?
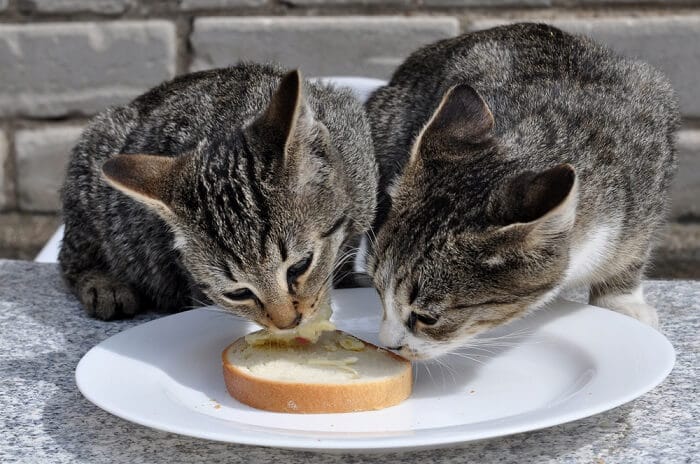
[450,298,513,310]
[223,288,256,301]
[407,311,439,331]
[286,254,313,289]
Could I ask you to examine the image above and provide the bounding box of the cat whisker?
[422,362,435,385]
[365,227,379,251]
[446,351,488,365]
[434,357,457,387]
[458,345,498,355]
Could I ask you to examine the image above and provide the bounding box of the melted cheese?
[307,357,359,377]
[245,302,335,346]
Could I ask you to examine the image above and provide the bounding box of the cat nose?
[266,306,302,329]
[275,313,302,330]
[287,313,303,328]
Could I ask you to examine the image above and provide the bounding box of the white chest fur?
[354,235,370,274]
[563,224,616,287]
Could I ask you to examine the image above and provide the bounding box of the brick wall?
[0,0,697,277]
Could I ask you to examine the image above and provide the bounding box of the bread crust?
[221,333,412,413]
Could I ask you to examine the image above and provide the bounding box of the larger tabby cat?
[60,63,377,327]
[361,24,679,359]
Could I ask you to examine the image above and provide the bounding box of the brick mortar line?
[681,120,700,130]
[1,120,17,212]
[413,5,700,17]
[175,15,194,76]
[2,6,700,22]
[3,118,92,130]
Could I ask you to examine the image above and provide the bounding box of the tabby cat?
[60,63,377,327]
[361,23,679,359]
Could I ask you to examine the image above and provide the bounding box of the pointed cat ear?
[410,83,494,164]
[102,154,180,215]
[490,164,578,242]
[254,69,312,160]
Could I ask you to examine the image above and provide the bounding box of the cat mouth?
[385,345,429,361]
[399,348,429,361]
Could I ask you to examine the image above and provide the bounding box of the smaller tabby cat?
[362,24,679,359]
[60,63,377,328]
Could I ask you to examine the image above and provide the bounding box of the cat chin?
[397,333,464,360]
[400,344,451,361]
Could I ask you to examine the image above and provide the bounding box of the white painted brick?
[468,16,700,117]
[15,126,84,212]
[0,131,8,210]
[20,0,131,14]
[191,16,459,78]
[0,21,177,118]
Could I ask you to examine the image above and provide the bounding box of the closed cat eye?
[224,288,256,301]
[286,254,313,289]
[407,311,439,331]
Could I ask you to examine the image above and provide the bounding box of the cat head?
[102,70,354,330]
[368,84,578,359]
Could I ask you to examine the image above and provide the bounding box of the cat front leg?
[75,271,141,320]
[59,211,142,320]
[588,264,659,328]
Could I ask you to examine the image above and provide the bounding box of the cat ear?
[102,154,180,216]
[491,164,578,242]
[255,69,312,160]
[410,83,494,164]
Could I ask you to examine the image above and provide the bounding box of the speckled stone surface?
[0,259,697,463]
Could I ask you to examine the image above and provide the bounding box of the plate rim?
[75,290,676,452]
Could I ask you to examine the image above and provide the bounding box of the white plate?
[76,288,674,452]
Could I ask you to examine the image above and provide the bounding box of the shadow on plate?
[96,301,587,405]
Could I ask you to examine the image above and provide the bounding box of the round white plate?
[76,288,674,452]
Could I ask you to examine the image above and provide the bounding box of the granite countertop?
[0,259,697,463]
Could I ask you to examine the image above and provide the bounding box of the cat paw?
[590,291,659,328]
[78,273,140,320]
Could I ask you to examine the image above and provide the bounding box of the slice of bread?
[222,330,412,413]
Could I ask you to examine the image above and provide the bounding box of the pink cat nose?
[266,305,302,329]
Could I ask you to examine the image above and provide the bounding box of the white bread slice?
[222,330,412,413]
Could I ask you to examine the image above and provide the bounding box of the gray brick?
[421,0,548,5]
[286,0,410,5]
[670,129,700,220]
[191,17,459,78]
[575,0,696,3]
[180,0,267,8]
[0,212,61,260]
[18,0,131,14]
[0,131,8,210]
[15,126,84,212]
[468,16,700,118]
[0,0,7,12]
[0,21,176,118]
[650,223,700,279]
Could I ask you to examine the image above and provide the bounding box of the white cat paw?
[590,289,659,329]
[617,302,659,328]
